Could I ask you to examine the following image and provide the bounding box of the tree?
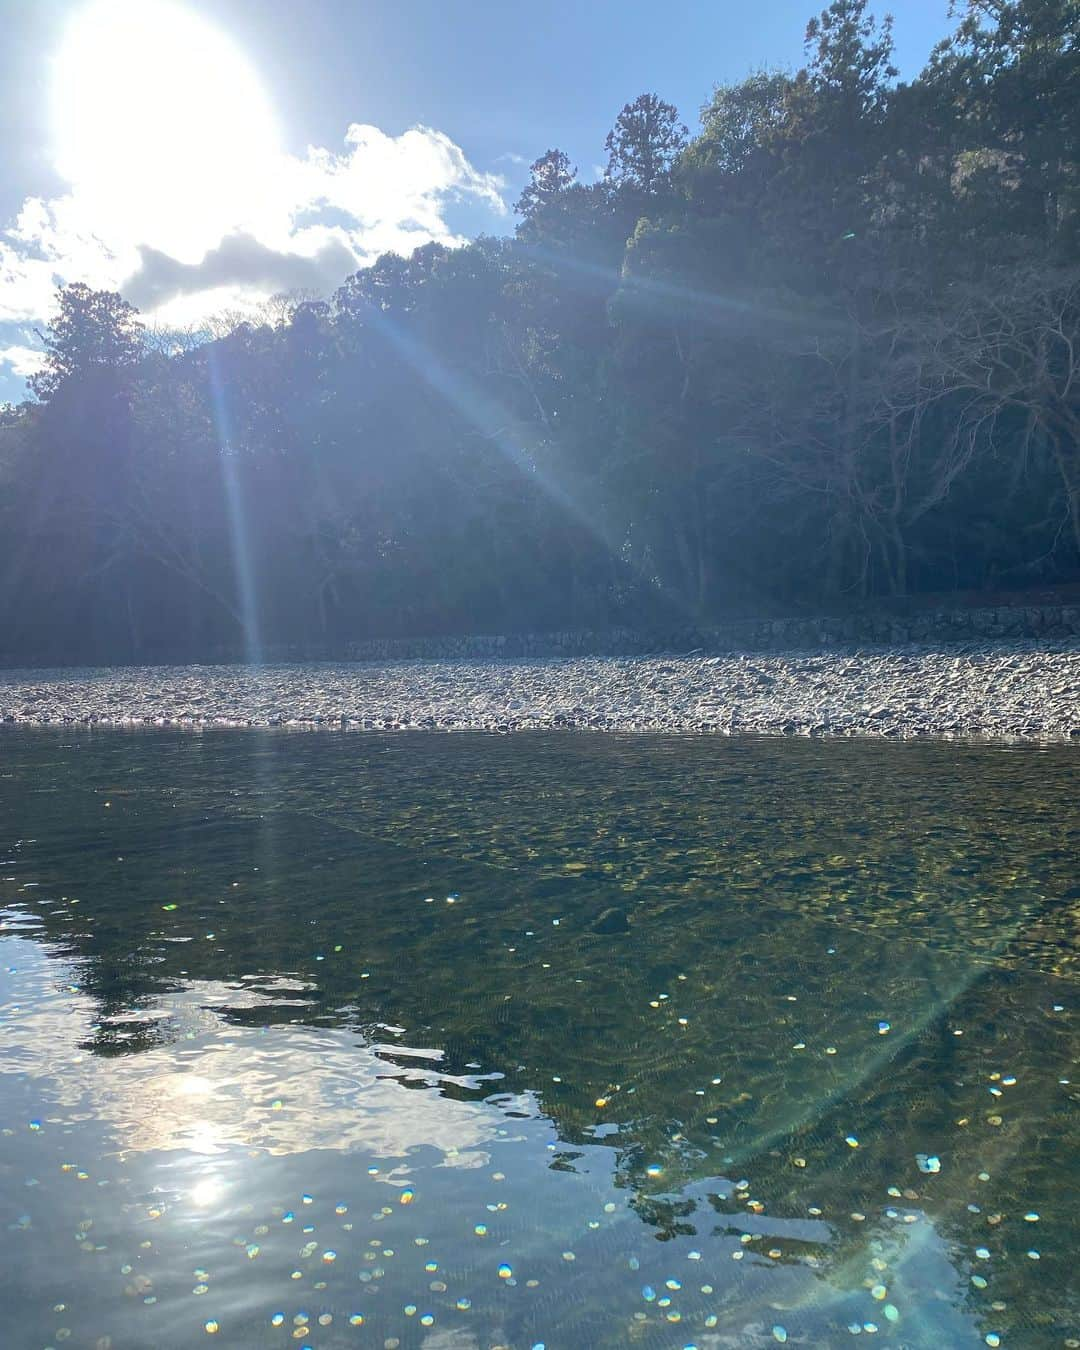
[923,0,1080,255]
[29,283,144,403]
[515,149,577,218]
[804,0,897,125]
[604,94,688,196]
[694,71,795,180]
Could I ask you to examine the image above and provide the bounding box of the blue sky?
[0,0,954,402]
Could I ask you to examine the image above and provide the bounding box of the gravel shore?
[1,640,1078,739]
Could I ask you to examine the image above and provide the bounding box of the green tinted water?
[0,730,1076,1349]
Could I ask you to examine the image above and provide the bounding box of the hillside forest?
[1,0,1078,661]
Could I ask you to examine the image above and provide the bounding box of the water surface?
[1,730,1077,1349]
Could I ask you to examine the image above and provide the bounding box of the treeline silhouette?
[1,0,1077,662]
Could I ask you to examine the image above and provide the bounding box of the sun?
[51,0,282,264]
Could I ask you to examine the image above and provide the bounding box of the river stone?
[591,907,630,935]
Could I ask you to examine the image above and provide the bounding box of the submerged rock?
[591,907,630,935]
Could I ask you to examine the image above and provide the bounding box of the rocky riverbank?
[1,639,1078,739]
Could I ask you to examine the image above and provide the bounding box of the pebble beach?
[1,638,1078,738]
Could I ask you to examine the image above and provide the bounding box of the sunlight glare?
[52,0,282,262]
[190,1176,223,1207]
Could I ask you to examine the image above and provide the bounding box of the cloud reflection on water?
[2,934,527,1168]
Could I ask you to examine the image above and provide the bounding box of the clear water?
[0,729,1076,1350]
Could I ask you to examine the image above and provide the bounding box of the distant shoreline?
[3,595,1079,672]
[2,639,1078,741]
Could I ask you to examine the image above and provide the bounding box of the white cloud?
[0,0,506,335]
[1,196,131,324]
[1,122,506,330]
[291,123,507,264]
[0,345,46,380]
[0,240,66,324]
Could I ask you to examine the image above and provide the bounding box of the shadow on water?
[0,729,1077,1348]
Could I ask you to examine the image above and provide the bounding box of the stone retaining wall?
[5,603,1079,670]
[336,603,1080,663]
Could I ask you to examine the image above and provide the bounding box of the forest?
[1,0,1077,662]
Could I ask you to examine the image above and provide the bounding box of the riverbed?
[1,730,1077,1347]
